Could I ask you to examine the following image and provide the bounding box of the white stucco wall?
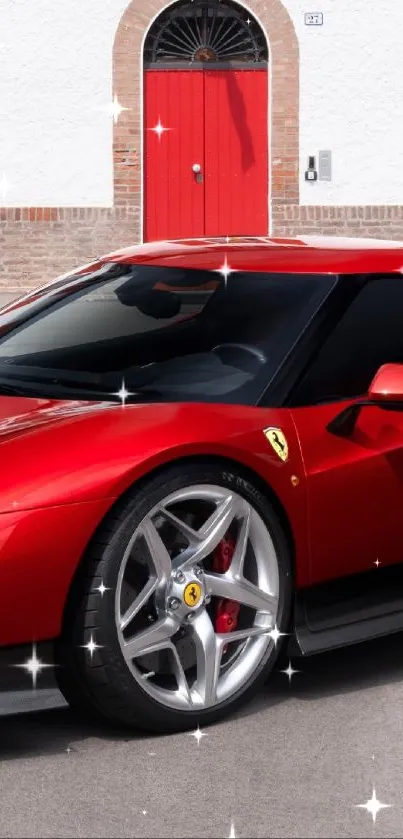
[284,0,403,205]
[0,0,129,207]
[0,0,402,207]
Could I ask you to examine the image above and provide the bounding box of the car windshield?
[0,262,336,404]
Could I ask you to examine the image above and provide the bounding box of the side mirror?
[368,363,403,403]
[327,363,403,437]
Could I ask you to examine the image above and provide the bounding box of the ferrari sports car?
[2,234,403,733]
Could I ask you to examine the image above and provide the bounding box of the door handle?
[192,163,203,183]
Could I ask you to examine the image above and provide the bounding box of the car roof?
[104,235,403,276]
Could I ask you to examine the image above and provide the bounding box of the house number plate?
[304,12,323,25]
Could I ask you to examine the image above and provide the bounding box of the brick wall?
[273,205,403,239]
[1,0,403,292]
[0,205,141,290]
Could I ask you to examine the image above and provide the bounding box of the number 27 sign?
[304,12,323,25]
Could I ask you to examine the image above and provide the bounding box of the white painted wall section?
[283,0,403,205]
[0,0,129,206]
[0,0,402,206]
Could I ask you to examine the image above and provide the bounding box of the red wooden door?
[143,70,205,241]
[144,68,268,241]
[204,69,268,237]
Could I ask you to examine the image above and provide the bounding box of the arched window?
[143,0,268,67]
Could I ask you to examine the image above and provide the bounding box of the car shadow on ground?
[1,630,403,760]
[231,629,403,724]
[0,703,151,762]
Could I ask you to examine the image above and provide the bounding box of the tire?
[55,461,292,733]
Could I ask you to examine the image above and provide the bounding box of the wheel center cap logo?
[183,581,202,608]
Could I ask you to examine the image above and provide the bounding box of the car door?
[288,275,403,585]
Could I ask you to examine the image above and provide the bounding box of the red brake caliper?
[212,536,241,638]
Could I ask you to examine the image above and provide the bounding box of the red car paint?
[289,399,403,584]
[0,398,307,646]
[368,363,403,402]
[1,235,403,649]
[103,235,403,276]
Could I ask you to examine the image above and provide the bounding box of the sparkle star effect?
[280,659,300,684]
[148,118,170,139]
[374,558,381,567]
[356,788,392,824]
[215,255,238,288]
[187,725,208,745]
[268,623,288,647]
[81,633,103,660]
[100,94,129,124]
[112,378,133,406]
[13,642,54,690]
[94,580,110,597]
[0,171,13,204]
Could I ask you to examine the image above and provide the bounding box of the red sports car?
[2,235,403,733]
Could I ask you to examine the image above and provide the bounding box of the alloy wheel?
[115,484,280,712]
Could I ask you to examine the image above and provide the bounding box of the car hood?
[0,395,114,440]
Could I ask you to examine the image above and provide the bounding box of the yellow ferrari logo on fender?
[263,427,289,462]
[183,582,202,607]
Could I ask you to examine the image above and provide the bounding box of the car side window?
[290,278,403,406]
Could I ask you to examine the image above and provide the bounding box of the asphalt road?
[2,634,403,838]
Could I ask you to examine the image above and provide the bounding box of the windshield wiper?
[0,375,167,403]
[0,376,109,401]
[0,366,161,394]
[0,381,35,397]
[0,365,103,386]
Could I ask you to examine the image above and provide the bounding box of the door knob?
[192,163,201,174]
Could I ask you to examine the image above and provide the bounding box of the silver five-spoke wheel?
[56,463,291,733]
[115,484,280,712]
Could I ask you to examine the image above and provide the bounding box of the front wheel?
[55,462,292,733]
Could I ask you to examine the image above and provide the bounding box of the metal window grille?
[143,0,268,66]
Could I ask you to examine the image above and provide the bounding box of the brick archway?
[112,0,300,234]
